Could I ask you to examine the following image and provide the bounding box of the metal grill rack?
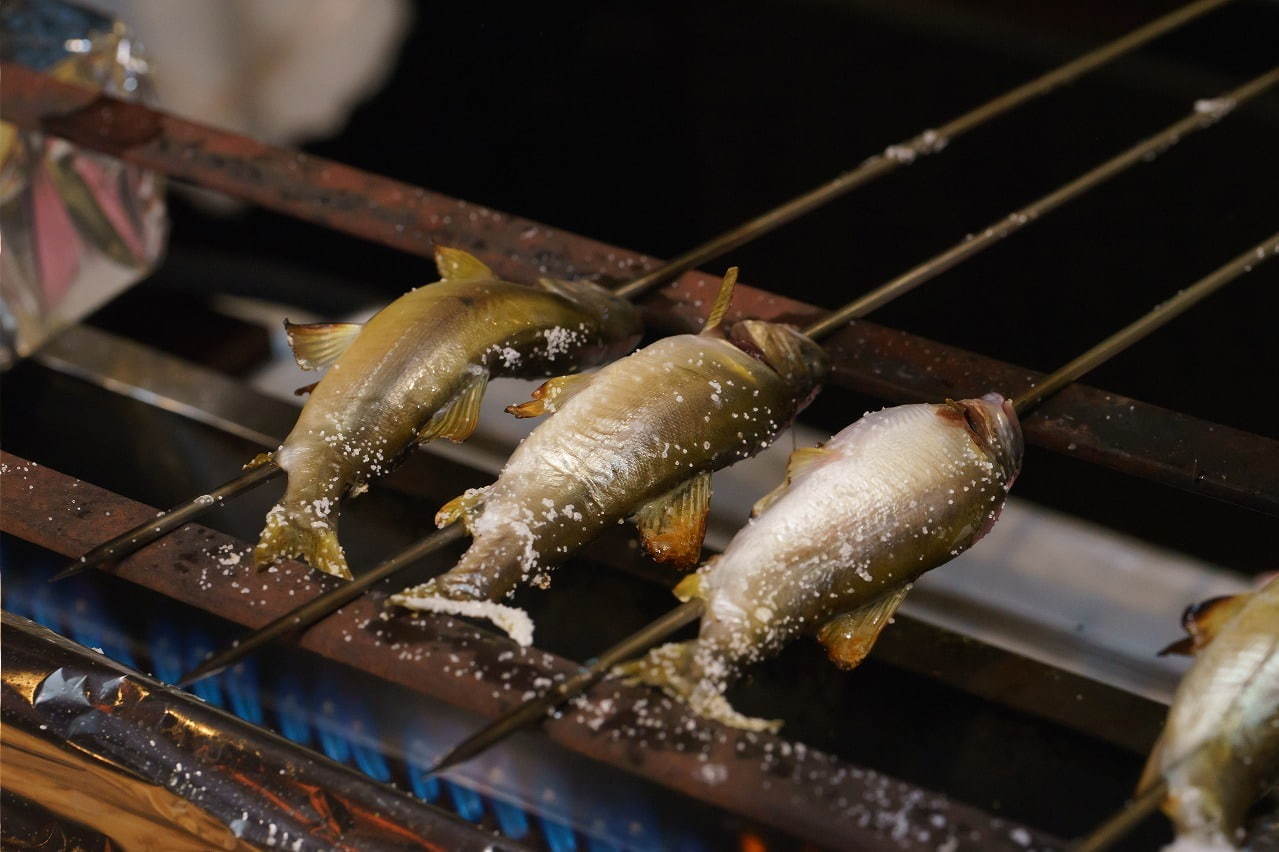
[2,3,1277,849]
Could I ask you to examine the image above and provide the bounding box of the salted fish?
[388,271,829,645]
[1140,576,1279,850]
[255,247,640,579]
[618,394,1023,730]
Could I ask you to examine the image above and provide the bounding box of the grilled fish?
[255,247,640,578]
[1139,576,1279,850]
[617,394,1023,730]
[388,270,829,644]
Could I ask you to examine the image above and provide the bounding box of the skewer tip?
[49,558,94,582]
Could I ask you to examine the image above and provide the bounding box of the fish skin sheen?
[619,394,1023,731]
[256,254,640,579]
[1142,576,1279,850]
[389,319,829,640]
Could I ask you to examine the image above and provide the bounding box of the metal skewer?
[611,0,1236,299]
[175,69,1276,686]
[176,522,466,686]
[49,460,282,582]
[1072,778,1169,852]
[425,230,1279,775]
[55,0,1231,581]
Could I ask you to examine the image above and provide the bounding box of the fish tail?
[253,502,350,579]
[613,641,781,732]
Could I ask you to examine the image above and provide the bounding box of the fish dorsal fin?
[284,320,364,371]
[435,246,494,281]
[633,471,713,570]
[435,485,491,532]
[818,584,912,670]
[1158,593,1249,656]
[418,369,489,444]
[505,373,594,419]
[751,445,829,518]
[701,267,739,335]
[536,276,579,301]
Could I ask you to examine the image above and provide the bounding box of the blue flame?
[224,659,264,726]
[540,816,579,852]
[447,781,487,823]
[273,673,312,745]
[184,630,225,707]
[146,621,184,684]
[491,798,530,840]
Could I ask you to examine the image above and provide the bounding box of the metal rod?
[428,599,706,775]
[612,0,1236,299]
[430,229,1278,772]
[1071,779,1168,852]
[1013,230,1279,415]
[52,460,282,581]
[802,66,1279,340]
[177,521,466,686]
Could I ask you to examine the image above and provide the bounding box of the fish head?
[728,320,830,399]
[949,392,1023,486]
[538,277,643,361]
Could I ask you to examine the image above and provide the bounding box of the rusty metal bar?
[4,63,1278,515]
[0,451,1059,851]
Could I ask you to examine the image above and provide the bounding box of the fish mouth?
[962,393,1024,481]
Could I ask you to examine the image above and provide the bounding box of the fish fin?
[700,267,738,334]
[284,320,363,371]
[293,381,319,397]
[435,246,494,281]
[418,370,489,444]
[1160,593,1250,655]
[818,584,912,670]
[1156,636,1196,657]
[751,445,829,517]
[633,471,712,570]
[253,505,350,579]
[435,485,490,531]
[244,451,275,470]
[505,373,593,418]
[535,276,579,301]
[614,642,781,732]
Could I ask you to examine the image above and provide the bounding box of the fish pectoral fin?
[750,445,829,517]
[1161,593,1250,655]
[435,485,490,531]
[284,320,363,371]
[818,584,912,671]
[434,246,494,281]
[633,472,712,571]
[700,267,739,335]
[293,381,319,397]
[505,373,593,419]
[418,370,489,444]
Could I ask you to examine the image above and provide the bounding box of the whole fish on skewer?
[617,393,1022,731]
[387,270,829,644]
[255,247,641,579]
[1138,576,1279,851]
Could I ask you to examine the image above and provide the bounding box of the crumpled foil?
[0,0,167,369]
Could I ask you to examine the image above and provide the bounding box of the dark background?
[108,0,1279,576]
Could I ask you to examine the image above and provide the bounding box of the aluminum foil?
[0,0,167,369]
